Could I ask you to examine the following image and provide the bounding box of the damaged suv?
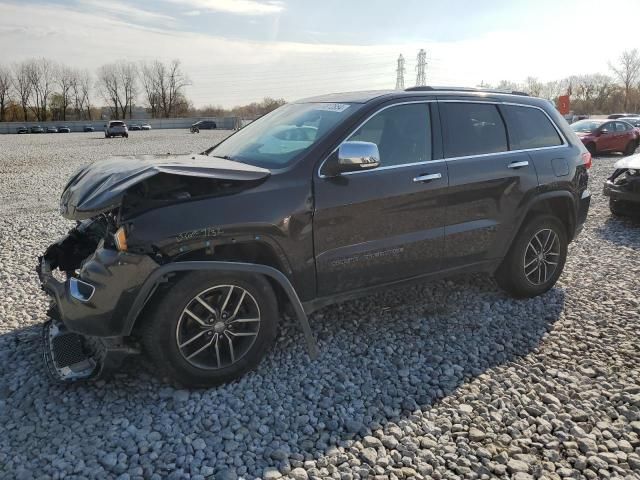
[38,87,591,387]
[604,154,640,217]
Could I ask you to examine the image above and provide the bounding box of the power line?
[395,54,405,90]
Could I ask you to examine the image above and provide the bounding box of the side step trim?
[124,261,319,359]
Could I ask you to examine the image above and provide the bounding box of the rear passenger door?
[439,101,539,267]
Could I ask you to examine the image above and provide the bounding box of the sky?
[2,0,640,107]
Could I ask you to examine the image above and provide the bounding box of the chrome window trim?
[317,98,570,179]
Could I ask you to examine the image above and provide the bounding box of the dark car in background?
[571,119,639,155]
[57,126,71,133]
[30,126,44,133]
[129,124,141,131]
[46,126,58,133]
[38,87,591,387]
[607,113,640,119]
[603,154,640,217]
[17,126,28,134]
[191,120,217,132]
[83,125,95,132]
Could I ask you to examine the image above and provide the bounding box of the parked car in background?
[141,124,151,130]
[16,126,28,134]
[30,126,44,133]
[620,117,640,131]
[46,126,58,133]
[57,126,71,133]
[104,120,128,138]
[129,124,141,131]
[570,119,639,155]
[38,87,591,386]
[607,113,640,119]
[603,154,640,217]
[83,125,95,132]
[190,120,217,132]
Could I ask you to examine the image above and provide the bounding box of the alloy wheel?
[523,228,560,286]
[175,285,261,369]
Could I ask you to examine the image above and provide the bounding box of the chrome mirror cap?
[338,141,380,170]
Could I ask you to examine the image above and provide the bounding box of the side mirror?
[599,128,609,134]
[337,141,380,172]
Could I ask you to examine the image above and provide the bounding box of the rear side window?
[503,105,563,150]
[441,103,508,158]
[615,121,630,132]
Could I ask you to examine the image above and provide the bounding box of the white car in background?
[104,121,128,138]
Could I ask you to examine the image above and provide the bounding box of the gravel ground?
[0,130,639,480]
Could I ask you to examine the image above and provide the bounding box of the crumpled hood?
[614,153,640,170]
[59,154,271,220]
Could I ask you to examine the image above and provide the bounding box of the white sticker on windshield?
[316,103,350,113]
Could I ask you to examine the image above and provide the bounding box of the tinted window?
[441,103,507,157]
[348,103,431,167]
[504,105,563,149]
[601,122,615,132]
[615,122,630,132]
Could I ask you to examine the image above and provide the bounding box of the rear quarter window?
[503,105,563,150]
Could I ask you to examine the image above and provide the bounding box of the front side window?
[348,103,431,167]
[207,102,360,169]
[441,103,508,158]
[504,105,563,149]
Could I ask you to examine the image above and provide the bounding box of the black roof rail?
[405,86,529,96]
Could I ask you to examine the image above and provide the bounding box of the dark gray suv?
[38,87,591,387]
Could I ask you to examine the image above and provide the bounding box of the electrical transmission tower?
[415,49,427,87]
[395,54,405,90]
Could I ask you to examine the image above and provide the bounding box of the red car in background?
[571,119,639,156]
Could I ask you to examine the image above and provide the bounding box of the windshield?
[207,102,359,169]
[571,120,603,133]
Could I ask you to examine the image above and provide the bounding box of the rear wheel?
[624,141,636,156]
[141,272,279,387]
[495,215,568,298]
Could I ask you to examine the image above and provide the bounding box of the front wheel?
[141,272,279,387]
[495,215,568,298]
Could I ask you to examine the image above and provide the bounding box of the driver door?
[313,102,448,296]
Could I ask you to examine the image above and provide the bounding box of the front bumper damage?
[37,240,159,381]
[603,168,640,215]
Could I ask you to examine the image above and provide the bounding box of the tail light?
[582,152,592,169]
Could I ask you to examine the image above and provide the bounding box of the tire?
[586,143,596,156]
[624,141,636,156]
[609,198,626,217]
[105,133,110,138]
[141,272,279,388]
[124,133,128,139]
[495,215,568,298]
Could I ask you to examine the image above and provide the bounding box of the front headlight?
[113,226,128,252]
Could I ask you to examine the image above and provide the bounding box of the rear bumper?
[37,247,159,337]
[574,189,591,238]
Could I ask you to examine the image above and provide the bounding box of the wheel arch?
[126,260,319,358]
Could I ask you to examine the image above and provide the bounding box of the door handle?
[507,160,529,169]
[413,173,442,183]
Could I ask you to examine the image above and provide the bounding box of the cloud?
[166,0,284,15]
[183,10,201,16]
[78,0,175,25]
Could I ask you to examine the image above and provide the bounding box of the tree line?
[481,49,640,115]
[0,58,191,122]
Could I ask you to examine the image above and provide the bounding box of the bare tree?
[71,69,92,120]
[523,76,543,97]
[56,64,74,121]
[97,61,138,119]
[610,49,640,111]
[140,59,190,118]
[12,62,32,121]
[0,66,11,122]
[27,58,55,121]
